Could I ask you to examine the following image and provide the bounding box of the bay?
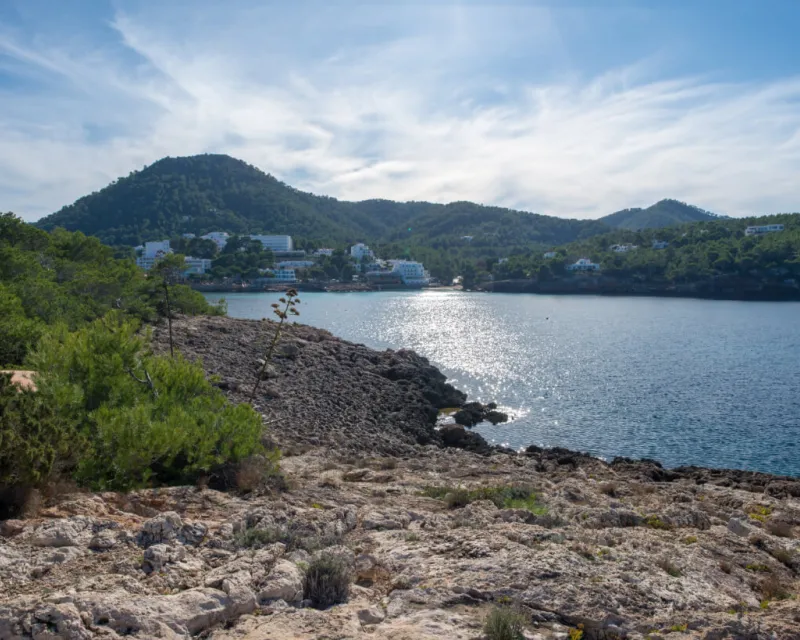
[206,291,800,476]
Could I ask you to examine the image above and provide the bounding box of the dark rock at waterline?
[454,402,509,427]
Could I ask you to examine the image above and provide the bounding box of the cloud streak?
[1,2,799,222]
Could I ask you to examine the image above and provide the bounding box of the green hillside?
[0,213,220,366]
[599,199,723,230]
[495,214,800,284]
[36,154,609,250]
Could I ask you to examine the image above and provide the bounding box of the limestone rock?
[137,512,183,547]
[258,560,304,603]
[357,606,386,625]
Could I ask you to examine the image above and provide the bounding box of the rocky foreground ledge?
[1,317,798,639]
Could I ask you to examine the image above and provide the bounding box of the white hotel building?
[250,235,294,252]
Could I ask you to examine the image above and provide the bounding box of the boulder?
[358,607,386,625]
[138,512,183,548]
[258,560,304,603]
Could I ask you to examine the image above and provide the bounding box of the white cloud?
[1,3,799,222]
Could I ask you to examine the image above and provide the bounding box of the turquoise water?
[206,291,800,476]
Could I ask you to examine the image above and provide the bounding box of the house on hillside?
[652,240,669,249]
[566,258,600,272]
[745,224,784,236]
[610,244,637,253]
[543,251,557,259]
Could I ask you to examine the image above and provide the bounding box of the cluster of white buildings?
[610,244,637,253]
[133,236,431,287]
[134,241,212,276]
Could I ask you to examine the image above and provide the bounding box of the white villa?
[201,232,230,249]
[250,235,294,252]
[745,224,784,236]
[387,260,430,286]
[183,257,213,275]
[566,258,601,272]
[259,268,297,283]
[652,240,669,249]
[135,240,211,275]
[543,251,557,259]
[314,248,334,256]
[350,243,374,261]
[610,244,637,253]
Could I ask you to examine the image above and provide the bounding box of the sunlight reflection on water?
[208,290,800,476]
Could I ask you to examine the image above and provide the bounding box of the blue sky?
[2,0,799,221]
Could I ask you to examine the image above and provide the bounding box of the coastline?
[477,276,800,302]
[1,314,799,639]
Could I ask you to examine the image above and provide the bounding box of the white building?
[261,268,297,283]
[610,244,637,253]
[543,251,557,259]
[350,243,374,261]
[182,233,196,239]
[314,248,334,256]
[566,258,600,272]
[745,224,784,236]
[387,260,429,286]
[183,257,212,275]
[652,240,669,249]
[142,240,172,259]
[498,257,509,264]
[277,260,315,269]
[250,235,294,252]
[135,252,211,275]
[201,232,230,249]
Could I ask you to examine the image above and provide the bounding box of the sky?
[2,0,800,222]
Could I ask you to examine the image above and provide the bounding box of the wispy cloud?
[1,2,799,222]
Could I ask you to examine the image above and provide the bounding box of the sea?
[204,291,800,477]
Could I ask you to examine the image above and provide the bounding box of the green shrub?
[236,525,342,552]
[0,373,78,513]
[422,484,546,514]
[26,313,269,490]
[303,554,351,609]
[483,606,527,640]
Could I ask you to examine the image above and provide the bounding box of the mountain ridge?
[36,153,722,247]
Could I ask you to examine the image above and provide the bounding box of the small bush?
[598,482,618,497]
[303,554,351,609]
[768,547,794,567]
[656,558,683,577]
[0,373,78,516]
[759,574,790,601]
[644,515,671,530]
[236,524,343,553]
[422,484,546,514]
[483,606,527,640]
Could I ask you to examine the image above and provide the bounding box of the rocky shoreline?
[1,316,798,639]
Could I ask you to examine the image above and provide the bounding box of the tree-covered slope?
[36,154,609,249]
[0,213,220,366]
[599,199,723,230]
[495,213,800,284]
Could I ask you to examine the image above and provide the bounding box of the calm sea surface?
[205,291,800,476]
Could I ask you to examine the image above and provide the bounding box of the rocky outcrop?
[1,449,798,639]
[150,316,484,456]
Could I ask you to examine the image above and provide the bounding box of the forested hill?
[494,213,800,285]
[599,199,723,230]
[36,154,611,249]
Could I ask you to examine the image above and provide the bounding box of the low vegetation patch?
[303,554,351,609]
[236,525,342,553]
[421,484,546,514]
[483,606,527,640]
[656,558,683,578]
